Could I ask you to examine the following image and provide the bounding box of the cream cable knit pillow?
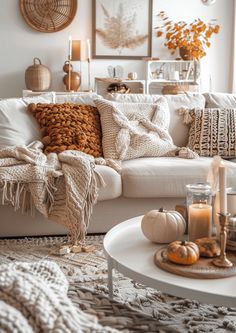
[95,98,176,161]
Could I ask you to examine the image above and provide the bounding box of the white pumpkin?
[141,208,186,243]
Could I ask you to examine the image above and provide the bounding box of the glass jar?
[186,183,212,241]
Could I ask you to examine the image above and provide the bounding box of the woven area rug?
[0,235,235,333]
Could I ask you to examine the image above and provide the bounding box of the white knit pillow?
[95,98,176,161]
[107,92,206,147]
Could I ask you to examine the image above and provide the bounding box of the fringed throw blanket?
[0,260,116,333]
[0,141,99,244]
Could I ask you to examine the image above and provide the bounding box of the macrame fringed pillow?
[180,107,236,158]
[94,98,177,161]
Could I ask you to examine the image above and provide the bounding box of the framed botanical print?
[92,0,153,59]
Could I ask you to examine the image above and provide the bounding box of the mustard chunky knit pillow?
[28,103,103,157]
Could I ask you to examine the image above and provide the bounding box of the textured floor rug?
[0,235,235,333]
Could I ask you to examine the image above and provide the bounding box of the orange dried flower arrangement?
[155,11,220,60]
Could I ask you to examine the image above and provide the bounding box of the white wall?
[0,0,233,98]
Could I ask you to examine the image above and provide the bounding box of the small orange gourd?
[167,240,200,265]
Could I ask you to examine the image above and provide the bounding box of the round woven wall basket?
[19,0,77,33]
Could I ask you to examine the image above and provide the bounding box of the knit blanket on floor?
[0,260,117,333]
[0,141,99,244]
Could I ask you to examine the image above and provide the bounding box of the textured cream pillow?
[107,92,206,147]
[187,108,236,158]
[95,98,176,161]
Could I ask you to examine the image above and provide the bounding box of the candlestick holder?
[212,213,233,268]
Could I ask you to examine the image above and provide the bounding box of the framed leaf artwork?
[92,0,153,59]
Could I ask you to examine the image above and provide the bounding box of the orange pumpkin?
[167,240,200,265]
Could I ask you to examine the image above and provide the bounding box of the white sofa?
[1,91,236,237]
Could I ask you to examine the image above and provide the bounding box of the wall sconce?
[63,38,82,92]
[201,0,216,5]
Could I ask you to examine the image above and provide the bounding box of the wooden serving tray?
[154,248,236,279]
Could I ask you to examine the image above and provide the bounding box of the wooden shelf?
[94,78,146,97]
[145,59,200,94]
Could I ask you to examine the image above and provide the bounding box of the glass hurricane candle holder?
[186,183,212,241]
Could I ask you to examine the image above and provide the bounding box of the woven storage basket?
[25,58,52,92]
[162,83,199,95]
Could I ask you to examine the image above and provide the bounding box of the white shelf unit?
[144,59,200,95]
[94,78,145,97]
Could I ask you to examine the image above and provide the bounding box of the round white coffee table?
[103,216,236,307]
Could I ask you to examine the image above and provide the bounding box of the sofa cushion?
[95,98,175,161]
[22,91,56,102]
[55,92,102,106]
[164,94,206,147]
[121,157,222,198]
[204,92,236,108]
[107,92,163,104]
[95,165,122,201]
[28,103,103,157]
[0,94,55,149]
[107,93,205,147]
[187,108,236,158]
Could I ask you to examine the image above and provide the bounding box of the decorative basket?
[25,58,51,92]
[162,83,199,95]
[19,0,77,33]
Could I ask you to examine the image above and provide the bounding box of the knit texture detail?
[0,141,99,244]
[0,260,116,333]
[95,98,177,160]
[183,108,236,157]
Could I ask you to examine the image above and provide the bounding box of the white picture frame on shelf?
[92,0,152,59]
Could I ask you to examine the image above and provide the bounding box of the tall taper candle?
[68,36,72,60]
[87,39,91,60]
[219,162,227,215]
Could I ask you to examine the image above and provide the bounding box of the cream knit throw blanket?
[0,260,117,333]
[0,141,98,244]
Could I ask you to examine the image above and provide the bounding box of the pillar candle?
[188,203,212,241]
[219,162,227,215]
